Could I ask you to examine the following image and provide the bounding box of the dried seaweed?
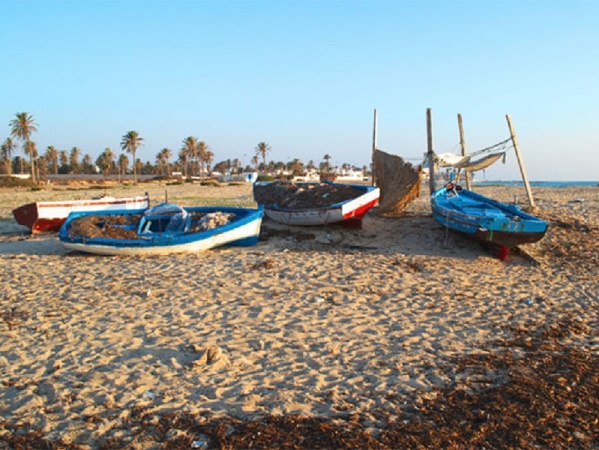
[2,319,597,449]
[67,214,141,239]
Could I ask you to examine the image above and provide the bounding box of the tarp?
[435,151,505,171]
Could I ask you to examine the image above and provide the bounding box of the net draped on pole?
[373,149,422,217]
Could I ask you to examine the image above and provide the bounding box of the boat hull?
[258,182,380,227]
[58,206,263,256]
[13,195,150,233]
[431,185,548,248]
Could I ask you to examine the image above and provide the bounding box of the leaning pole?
[506,114,536,210]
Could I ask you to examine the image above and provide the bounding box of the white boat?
[12,194,150,234]
[254,181,379,227]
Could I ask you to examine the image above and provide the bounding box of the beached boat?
[12,194,150,234]
[431,183,548,250]
[58,203,263,256]
[253,181,380,227]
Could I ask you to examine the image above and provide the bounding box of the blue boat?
[431,183,548,249]
[58,203,264,256]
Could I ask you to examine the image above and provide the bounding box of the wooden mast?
[506,114,536,209]
[372,108,378,186]
[426,108,436,194]
[457,113,472,190]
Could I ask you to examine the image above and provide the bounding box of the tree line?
[1,113,368,183]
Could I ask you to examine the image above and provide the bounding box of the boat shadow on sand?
[0,213,539,265]
[257,212,540,265]
[0,233,66,256]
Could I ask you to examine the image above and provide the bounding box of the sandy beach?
[0,181,598,449]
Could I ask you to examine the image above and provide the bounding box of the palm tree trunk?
[28,141,36,183]
[133,151,137,184]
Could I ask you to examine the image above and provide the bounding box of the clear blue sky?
[1,0,597,181]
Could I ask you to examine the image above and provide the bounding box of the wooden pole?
[426,108,436,194]
[506,114,536,209]
[372,108,378,186]
[457,113,472,190]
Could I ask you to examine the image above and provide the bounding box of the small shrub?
[0,176,36,188]
[87,185,114,190]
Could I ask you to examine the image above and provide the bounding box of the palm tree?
[120,131,144,183]
[96,148,115,177]
[197,141,210,178]
[1,137,17,175]
[289,158,304,176]
[69,147,82,174]
[181,136,200,177]
[10,112,38,182]
[24,141,38,180]
[59,150,69,173]
[117,154,129,182]
[204,150,214,175]
[177,148,190,177]
[156,148,172,177]
[251,155,259,172]
[44,146,59,176]
[254,142,271,172]
[197,141,209,179]
[82,154,94,174]
[322,154,332,174]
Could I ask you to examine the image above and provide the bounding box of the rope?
[469,137,512,157]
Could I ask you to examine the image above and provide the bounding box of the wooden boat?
[12,194,150,234]
[58,203,263,256]
[431,183,548,250]
[253,181,380,227]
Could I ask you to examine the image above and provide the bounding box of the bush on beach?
[0,176,37,188]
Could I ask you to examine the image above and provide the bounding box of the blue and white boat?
[58,203,263,256]
[431,183,548,249]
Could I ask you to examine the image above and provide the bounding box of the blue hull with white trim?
[58,204,263,256]
[431,184,548,248]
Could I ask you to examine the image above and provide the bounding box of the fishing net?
[253,181,364,209]
[373,149,422,216]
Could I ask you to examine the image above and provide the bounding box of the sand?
[0,181,597,448]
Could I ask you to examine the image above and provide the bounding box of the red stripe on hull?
[342,198,379,220]
[32,218,68,233]
[13,196,149,234]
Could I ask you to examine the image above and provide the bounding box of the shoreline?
[0,183,598,448]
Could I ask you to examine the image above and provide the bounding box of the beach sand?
[0,181,598,448]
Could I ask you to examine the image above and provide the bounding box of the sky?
[1,0,597,181]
